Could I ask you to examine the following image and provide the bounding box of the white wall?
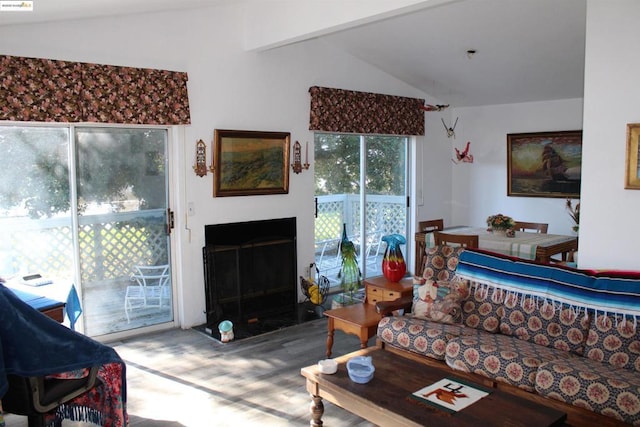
[414,105,454,228]
[579,0,640,269]
[450,99,584,235]
[0,4,434,329]
[446,0,640,270]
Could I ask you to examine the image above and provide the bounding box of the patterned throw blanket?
[0,284,127,427]
[456,249,640,323]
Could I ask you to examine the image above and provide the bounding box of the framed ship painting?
[507,130,582,198]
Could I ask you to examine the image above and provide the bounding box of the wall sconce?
[193,139,215,177]
[193,139,208,177]
[291,140,310,174]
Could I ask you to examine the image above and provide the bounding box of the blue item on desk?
[66,284,82,331]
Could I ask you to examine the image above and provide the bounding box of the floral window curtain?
[0,55,190,125]
[82,64,190,124]
[0,56,84,122]
[308,86,424,136]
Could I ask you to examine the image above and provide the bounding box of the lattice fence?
[78,213,168,282]
[315,195,345,241]
[4,220,75,279]
[314,194,407,280]
[315,194,406,238]
[1,210,168,283]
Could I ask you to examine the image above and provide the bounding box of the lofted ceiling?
[0,0,587,107]
[317,0,587,106]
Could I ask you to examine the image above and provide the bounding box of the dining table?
[414,226,578,271]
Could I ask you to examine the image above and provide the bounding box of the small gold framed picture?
[625,123,640,189]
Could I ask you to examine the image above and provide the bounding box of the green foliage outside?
[0,127,166,219]
[314,133,407,244]
[314,133,407,196]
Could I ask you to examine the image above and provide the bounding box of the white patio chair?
[365,232,385,272]
[124,264,170,323]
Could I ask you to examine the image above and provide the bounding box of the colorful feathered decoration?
[452,141,474,164]
[418,103,449,112]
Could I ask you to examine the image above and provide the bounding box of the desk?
[9,288,65,322]
[415,226,577,267]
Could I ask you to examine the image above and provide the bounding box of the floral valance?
[0,55,191,125]
[308,86,424,136]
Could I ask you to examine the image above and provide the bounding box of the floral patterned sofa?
[376,247,640,425]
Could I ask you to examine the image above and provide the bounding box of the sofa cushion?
[377,316,480,360]
[500,294,591,355]
[460,286,505,333]
[536,357,640,425]
[421,245,465,281]
[412,278,467,324]
[584,313,640,372]
[445,333,576,392]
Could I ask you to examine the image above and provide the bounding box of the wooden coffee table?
[323,303,381,358]
[301,347,567,427]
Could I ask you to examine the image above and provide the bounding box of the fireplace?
[202,217,297,337]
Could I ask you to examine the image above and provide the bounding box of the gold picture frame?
[625,123,640,189]
[507,130,582,198]
[213,129,290,197]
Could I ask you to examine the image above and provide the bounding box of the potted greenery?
[566,198,580,233]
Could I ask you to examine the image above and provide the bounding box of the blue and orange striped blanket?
[456,249,640,320]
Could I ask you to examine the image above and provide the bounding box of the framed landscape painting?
[507,130,582,198]
[213,129,290,197]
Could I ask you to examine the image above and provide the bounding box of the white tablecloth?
[424,226,576,260]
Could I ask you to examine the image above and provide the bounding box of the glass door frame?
[0,121,179,340]
[313,132,411,284]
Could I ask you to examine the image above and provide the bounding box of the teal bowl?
[346,356,375,384]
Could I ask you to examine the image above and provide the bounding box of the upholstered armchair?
[0,283,128,427]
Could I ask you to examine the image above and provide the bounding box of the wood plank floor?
[3,317,376,427]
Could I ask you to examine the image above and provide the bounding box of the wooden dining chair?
[514,221,548,234]
[433,231,478,248]
[416,219,445,273]
[418,218,444,233]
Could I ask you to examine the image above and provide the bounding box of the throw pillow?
[421,245,465,282]
[412,278,467,324]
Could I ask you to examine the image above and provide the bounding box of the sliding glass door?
[314,133,409,287]
[75,128,172,336]
[0,125,173,337]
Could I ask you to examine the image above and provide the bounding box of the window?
[314,133,409,287]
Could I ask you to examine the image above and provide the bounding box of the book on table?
[409,377,491,414]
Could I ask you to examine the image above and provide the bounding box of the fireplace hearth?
[202,217,298,339]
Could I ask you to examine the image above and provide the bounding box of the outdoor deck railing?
[314,194,407,280]
[0,209,168,283]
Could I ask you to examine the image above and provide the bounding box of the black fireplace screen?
[202,218,297,328]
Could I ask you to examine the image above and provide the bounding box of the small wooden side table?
[323,303,381,358]
[363,275,413,305]
[323,276,414,358]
